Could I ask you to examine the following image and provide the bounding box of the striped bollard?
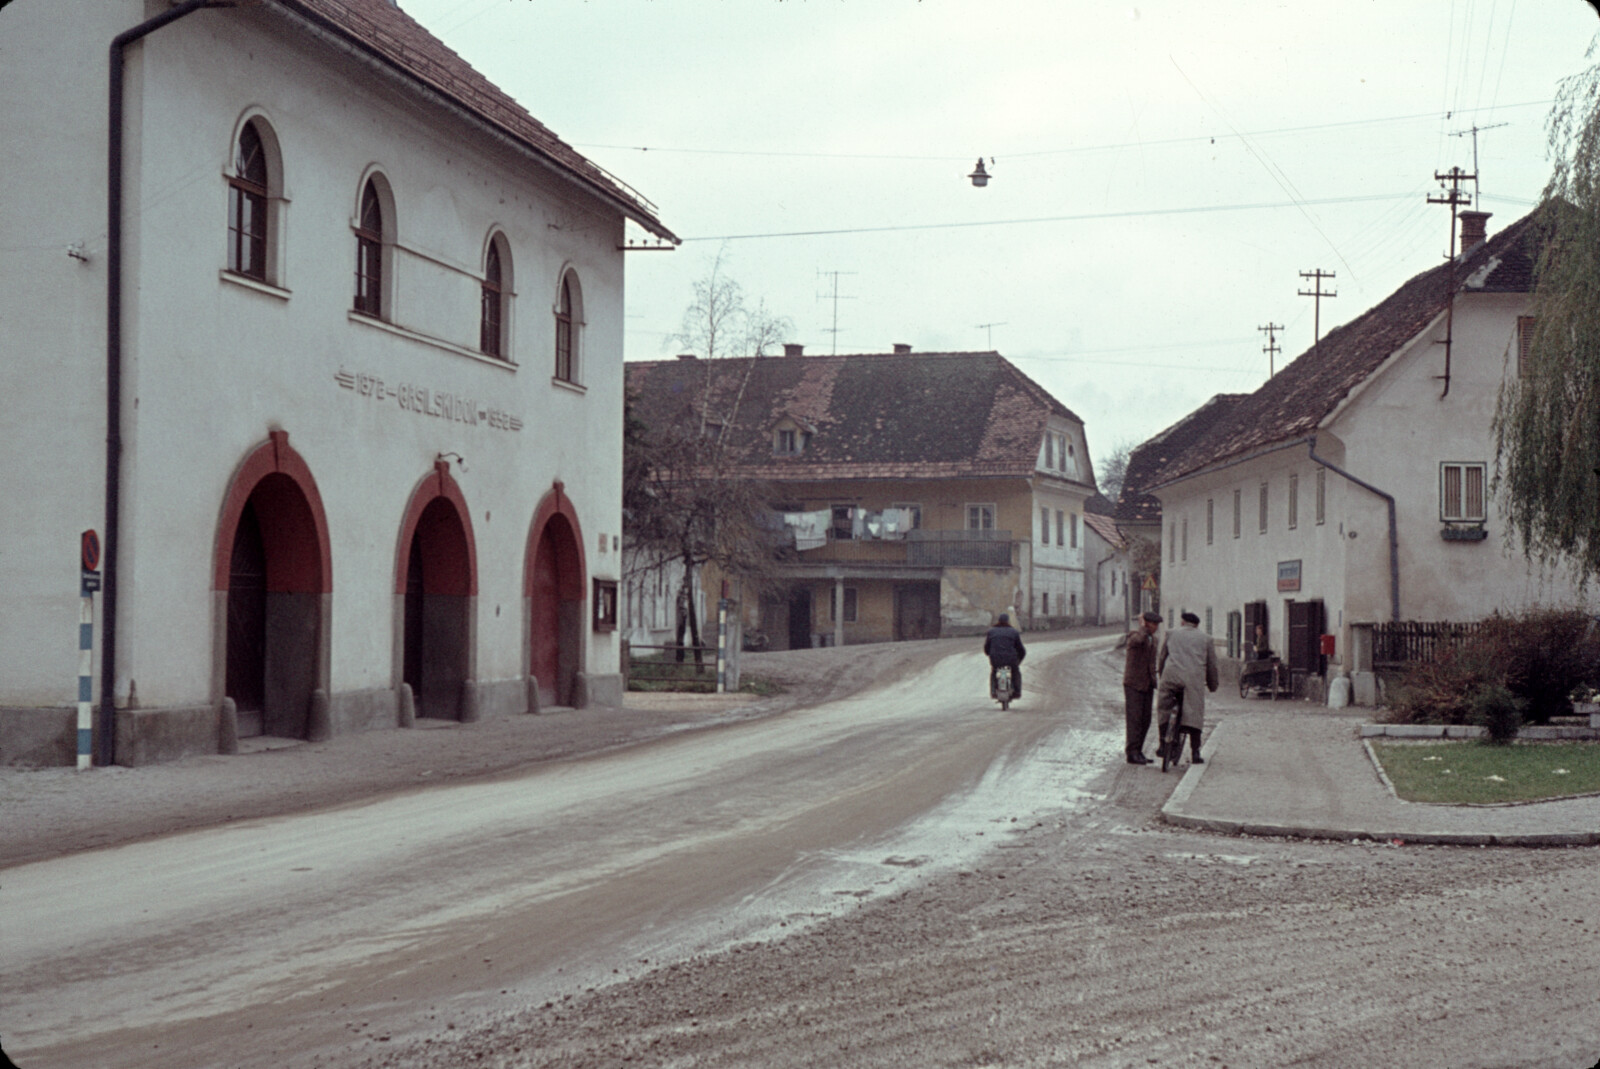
[77,590,94,769]
[78,529,102,770]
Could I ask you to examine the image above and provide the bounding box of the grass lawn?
[1370,740,1600,804]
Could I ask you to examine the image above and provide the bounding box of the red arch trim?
[525,481,587,601]
[213,430,333,593]
[395,461,479,596]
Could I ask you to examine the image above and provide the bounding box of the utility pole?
[1257,321,1283,378]
[1297,270,1337,347]
[815,270,857,355]
[1450,122,1507,204]
[975,322,1008,349]
[1427,165,1475,398]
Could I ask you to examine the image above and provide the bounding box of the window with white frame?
[1316,468,1326,525]
[1070,512,1078,549]
[1040,506,1050,544]
[1258,482,1269,534]
[1206,498,1214,545]
[1288,473,1299,530]
[966,504,996,531]
[1181,516,1188,561]
[1056,509,1064,546]
[1441,462,1487,522]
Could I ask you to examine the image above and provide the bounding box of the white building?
[0,0,675,765]
[1148,210,1594,702]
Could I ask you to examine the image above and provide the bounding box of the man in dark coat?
[983,612,1026,698]
[1122,611,1162,764]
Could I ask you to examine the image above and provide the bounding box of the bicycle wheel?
[1161,716,1183,773]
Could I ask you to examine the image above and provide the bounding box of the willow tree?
[1494,47,1600,588]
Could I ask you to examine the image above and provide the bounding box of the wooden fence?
[1370,620,1484,667]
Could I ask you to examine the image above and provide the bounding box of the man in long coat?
[1156,611,1218,764]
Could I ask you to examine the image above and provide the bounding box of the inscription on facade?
[336,368,523,431]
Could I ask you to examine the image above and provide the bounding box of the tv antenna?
[975,322,1008,349]
[1450,122,1507,203]
[815,269,857,355]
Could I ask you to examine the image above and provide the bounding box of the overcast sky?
[402,0,1597,474]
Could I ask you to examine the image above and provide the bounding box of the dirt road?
[6,636,1598,1069]
[346,644,1600,1069]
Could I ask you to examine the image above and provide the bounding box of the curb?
[1159,721,1600,847]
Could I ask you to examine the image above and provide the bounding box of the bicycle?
[1159,687,1186,773]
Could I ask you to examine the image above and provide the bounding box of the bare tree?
[1097,439,1136,505]
[628,257,794,659]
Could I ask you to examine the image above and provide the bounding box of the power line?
[573,99,1554,164]
[681,192,1417,242]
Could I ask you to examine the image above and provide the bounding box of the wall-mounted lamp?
[67,243,90,264]
[436,451,467,473]
[968,158,992,188]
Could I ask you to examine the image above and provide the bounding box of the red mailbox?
[1320,633,1336,656]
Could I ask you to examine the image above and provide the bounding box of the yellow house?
[626,345,1097,648]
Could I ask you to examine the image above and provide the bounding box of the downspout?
[1307,437,1400,622]
[103,0,234,764]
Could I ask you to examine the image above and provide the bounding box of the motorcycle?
[991,664,1019,711]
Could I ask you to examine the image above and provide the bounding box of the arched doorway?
[527,486,587,708]
[396,465,477,720]
[215,433,330,739]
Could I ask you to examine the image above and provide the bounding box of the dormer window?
[772,417,811,455]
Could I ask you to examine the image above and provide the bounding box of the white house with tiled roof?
[626,346,1097,647]
[1148,209,1596,704]
[0,0,675,765]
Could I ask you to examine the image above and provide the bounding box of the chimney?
[892,343,912,354]
[783,343,804,357]
[676,352,696,360]
[1459,210,1491,252]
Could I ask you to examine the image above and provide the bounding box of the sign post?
[78,530,101,770]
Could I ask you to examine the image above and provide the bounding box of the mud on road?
[341,643,1600,1069]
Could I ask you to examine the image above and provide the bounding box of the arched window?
[354,179,384,317]
[227,121,269,279]
[554,274,575,381]
[481,241,504,357]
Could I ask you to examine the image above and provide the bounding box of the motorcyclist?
[983,612,1026,699]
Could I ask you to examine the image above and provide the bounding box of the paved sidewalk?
[1162,697,1600,846]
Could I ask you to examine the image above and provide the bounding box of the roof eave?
[267,0,679,244]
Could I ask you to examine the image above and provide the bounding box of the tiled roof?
[1115,394,1249,524]
[1081,510,1126,549]
[1148,209,1542,488]
[626,350,1090,484]
[274,0,675,241]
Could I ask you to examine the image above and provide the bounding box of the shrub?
[1385,608,1600,725]
[1385,642,1499,724]
[1465,683,1525,743]
[1476,609,1600,723]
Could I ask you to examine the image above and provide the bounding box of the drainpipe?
[103,0,234,764]
[1307,437,1400,622]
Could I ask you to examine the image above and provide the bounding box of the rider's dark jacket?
[983,626,1026,666]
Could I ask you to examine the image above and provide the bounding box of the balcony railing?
[906,529,1014,567]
